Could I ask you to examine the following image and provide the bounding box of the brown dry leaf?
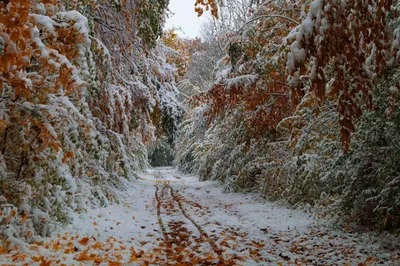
[64,248,74,254]
[92,242,103,250]
[76,248,91,261]
[365,257,378,263]
[0,247,7,254]
[20,214,29,223]
[93,221,98,226]
[78,237,90,246]
[0,120,6,131]
[12,253,28,262]
[4,210,17,226]
[108,261,122,266]
[114,253,123,260]
[40,258,52,266]
[32,256,41,262]
[129,254,137,263]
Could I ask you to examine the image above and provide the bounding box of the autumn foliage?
[0,0,182,244]
[178,0,400,230]
[195,0,219,18]
[161,29,190,79]
[287,0,397,152]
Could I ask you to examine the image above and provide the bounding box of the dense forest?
[0,0,183,244]
[178,0,400,231]
[0,0,399,254]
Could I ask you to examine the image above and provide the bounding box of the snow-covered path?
[1,167,398,265]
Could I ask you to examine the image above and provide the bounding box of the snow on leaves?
[195,0,219,19]
[287,0,397,152]
[0,0,182,245]
[177,0,400,231]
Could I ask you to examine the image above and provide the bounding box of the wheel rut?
[154,183,230,265]
[169,185,224,265]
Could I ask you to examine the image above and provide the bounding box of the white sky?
[164,0,206,39]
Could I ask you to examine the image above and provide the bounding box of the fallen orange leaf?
[40,258,52,266]
[0,247,7,254]
[64,248,74,254]
[114,253,122,260]
[32,256,41,262]
[12,253,28,262]
[76,248,91,261]
[78,237,90,246]
[53,241,61,251]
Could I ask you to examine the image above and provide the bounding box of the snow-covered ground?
[0,167,399,265]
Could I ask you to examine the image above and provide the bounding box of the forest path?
[0,167,398,265]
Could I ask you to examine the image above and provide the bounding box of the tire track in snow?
[154,185,171,258]
[154,183,228,265]
[168,185,225,265]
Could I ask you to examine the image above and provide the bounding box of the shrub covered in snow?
[177,0,400,231]
[0,0,182,246]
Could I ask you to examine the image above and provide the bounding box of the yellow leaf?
[53,241,60,251]
[76,248,90,261]
[64,248,74,254]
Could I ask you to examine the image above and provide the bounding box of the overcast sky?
[164,0,206,39]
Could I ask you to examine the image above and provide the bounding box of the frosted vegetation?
[177,0,400,232]
[0,0,183,246]
[0,0,399,252]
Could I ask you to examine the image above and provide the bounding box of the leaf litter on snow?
[0,167,398,265]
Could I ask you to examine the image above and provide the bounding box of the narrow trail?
[0,167,398,265]
[155,183,225,265]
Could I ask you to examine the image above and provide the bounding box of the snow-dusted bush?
[326,73,400,230]
[0,0,182,246]
[177,0,400,231]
